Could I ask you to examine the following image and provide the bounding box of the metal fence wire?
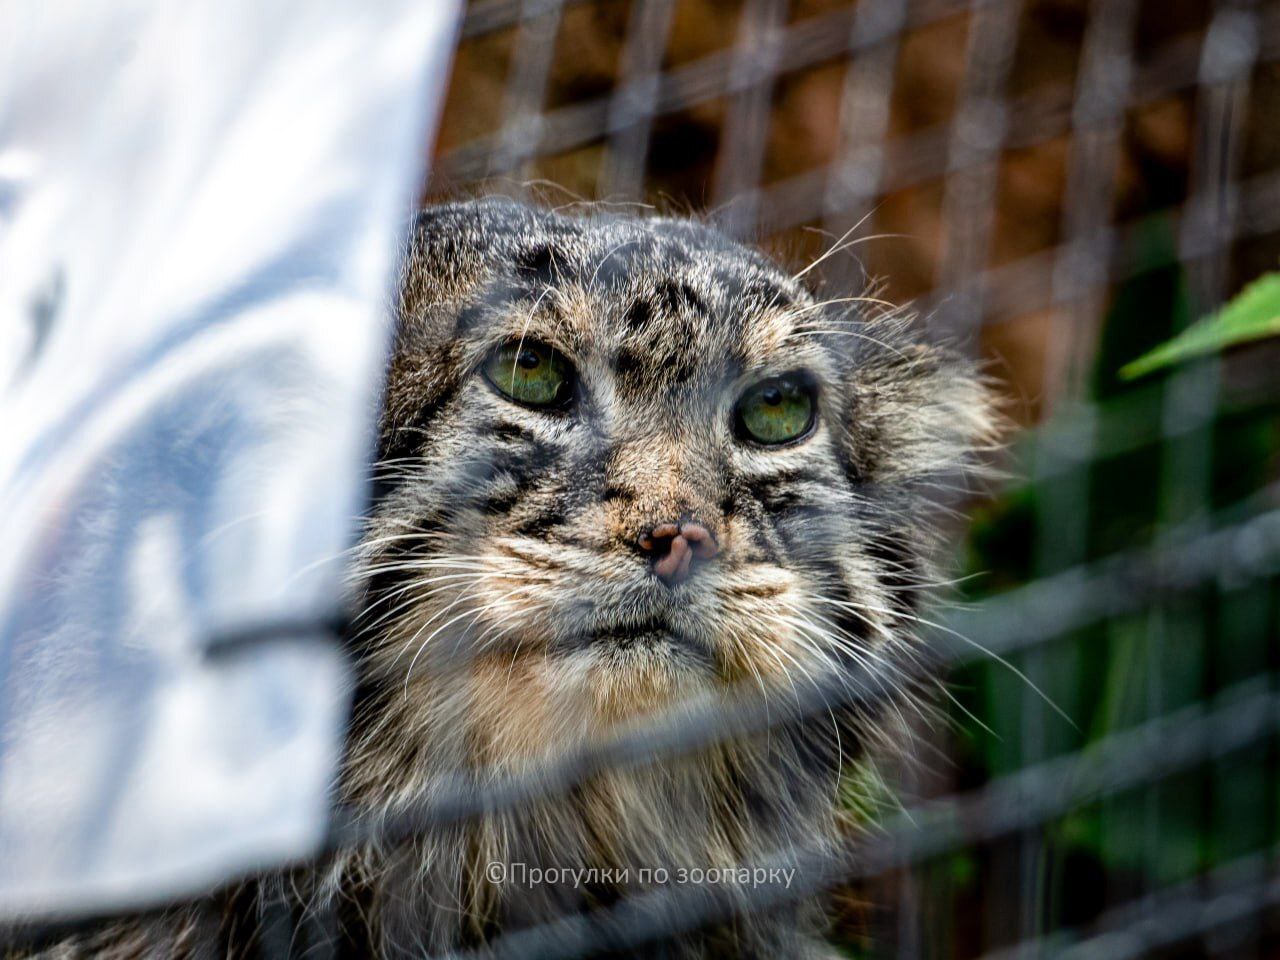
[396,1,1280,957]
[14,1,1280,958]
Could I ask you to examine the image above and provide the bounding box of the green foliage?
[941,216,1280,949]
[1119,271,1280,379]
[842,217,1279,958]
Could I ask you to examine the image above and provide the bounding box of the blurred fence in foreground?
[4,1,1279,958]
[420,0,1280,957]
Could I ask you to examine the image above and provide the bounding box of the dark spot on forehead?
[751,278,794,309]
[661,351,698,387]
[613,346,644,377]
[713,268,794,311]
[453,278,528,335]
[454,302,487,336]
[515,245,562,286]
[612,339,696,395]
[624,299,651,330]
[657,279,707,317]
[588,245,637,290]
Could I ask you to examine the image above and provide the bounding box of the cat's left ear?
[833,319,1001,491]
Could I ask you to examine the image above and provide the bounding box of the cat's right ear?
[399,204,480,320]
[399,198,541,323]
[380,204,498,450]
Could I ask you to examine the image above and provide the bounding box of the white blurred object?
[0,0,460,918]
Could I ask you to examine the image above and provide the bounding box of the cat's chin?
[572,634,716,726]
[459,641,714,769]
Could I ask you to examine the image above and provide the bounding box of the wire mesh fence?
[5,1,1279,958]
[404,0,1280,957]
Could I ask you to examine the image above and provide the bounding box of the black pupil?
[761,386,783,406]
[517,349,541,370]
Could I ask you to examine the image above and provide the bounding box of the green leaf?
[1119,271,1280,380]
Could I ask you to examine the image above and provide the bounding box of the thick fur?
[9,199,994,959]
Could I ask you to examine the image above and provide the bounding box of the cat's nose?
[637,520,719,585]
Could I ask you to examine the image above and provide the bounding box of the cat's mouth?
[573,612,721,680]
[588,615,677,648]
[571,613,718,719]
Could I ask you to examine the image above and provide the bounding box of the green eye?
[735,375,816,445]
[482,340,574,408]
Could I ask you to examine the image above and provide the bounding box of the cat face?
[359,199,991,747]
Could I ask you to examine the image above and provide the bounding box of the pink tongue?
[654,535,691,581]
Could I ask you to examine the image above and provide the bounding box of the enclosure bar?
[436,682,1280,960]
[597,0,678,200]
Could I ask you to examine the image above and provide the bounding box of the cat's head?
[358,198,993,754]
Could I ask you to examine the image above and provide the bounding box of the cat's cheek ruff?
[364,523,857,713]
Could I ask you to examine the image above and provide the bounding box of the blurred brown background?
[425,0,1280,428]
